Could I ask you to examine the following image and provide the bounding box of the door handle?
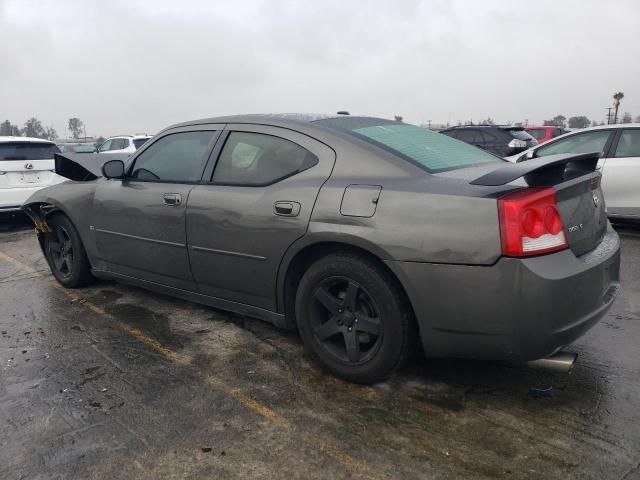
[274,201,300,217]
[163,193,182,206]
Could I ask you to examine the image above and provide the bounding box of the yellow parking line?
[0,249,380,479]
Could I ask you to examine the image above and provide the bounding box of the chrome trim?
[190,245,267,261]
[94,228,185,248]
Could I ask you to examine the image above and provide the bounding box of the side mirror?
[526,150,535,160]
[101,160,125,179]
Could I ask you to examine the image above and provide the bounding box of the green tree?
[613,92,624,124]
[23,117,46,138]
[568,116,590,129]
[543,115,566,127]
[68,117,84,139]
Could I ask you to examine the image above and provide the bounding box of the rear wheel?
[295,252,414,384]
[44,214,93,288]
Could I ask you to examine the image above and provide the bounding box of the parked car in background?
[525,126,569,144]
[22,114,619,384]
[439,125,538,156]
[506,124,640,221]
[0,136,63,213]
[58,143,96,154]
[97,135,152,155]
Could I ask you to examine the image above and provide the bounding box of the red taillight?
[498,187,568,257]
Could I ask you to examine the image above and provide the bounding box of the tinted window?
[537,130,611,157]
[552,128,565,138]
[527,129,547,140]
[455,129,482,144]
[614,129,640,157]
[479,130,498,143]
[213,132,318,185]
[133,138,149,149]
[0,142,60,160]
[130,131,215,182]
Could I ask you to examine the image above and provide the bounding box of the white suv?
[0,136,65,213]
[97,135,152,155]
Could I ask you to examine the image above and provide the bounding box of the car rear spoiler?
[54,152,130,181]
[470,152,600,186]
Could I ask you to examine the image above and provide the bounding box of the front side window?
[98,139,112,152]
[536,130,611,157]
[614,129,640,158]
[212,132,318,185]
[130,131,215,182]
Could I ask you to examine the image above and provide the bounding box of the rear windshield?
[507,129,535,141]
[526,129,547,140]
[0,142,60,160]
[133,138,150,149]
[315,119,502,172]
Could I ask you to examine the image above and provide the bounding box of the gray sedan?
[22,114,620,383]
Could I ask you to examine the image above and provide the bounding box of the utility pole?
[427,119,431,129]
[606,107,612,125]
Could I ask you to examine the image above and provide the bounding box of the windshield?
[133,138,150,149]
[316,118,502,172]
[0,142,60,160]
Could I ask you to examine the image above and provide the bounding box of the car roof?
[0,136,55,144]
[166,113,368,131]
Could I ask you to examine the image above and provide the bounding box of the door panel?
[186,125,335,311]
[92,128,221,290]
[601,129,640,218]
[93,181,196,290]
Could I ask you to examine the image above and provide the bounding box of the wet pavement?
[1,214,639,479]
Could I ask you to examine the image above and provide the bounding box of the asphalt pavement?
[1,214,639,479]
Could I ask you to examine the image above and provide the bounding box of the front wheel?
[44,214,93,288]
[295,253,414,384]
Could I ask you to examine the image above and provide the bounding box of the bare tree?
[68,117,85,139]
[543,115,566,127]
[393,115,403,122]
[621,112,632,124]
[613,92,624,124]
[45,126,58,140]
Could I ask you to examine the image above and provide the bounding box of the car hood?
[54,152,131,181]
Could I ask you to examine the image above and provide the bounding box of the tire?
[295,252,414,384]
[43,213,93,288]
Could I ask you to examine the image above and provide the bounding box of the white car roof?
[0,136,55,144]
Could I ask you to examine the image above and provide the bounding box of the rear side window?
[507,129,534,141]
[130,131,216,182]
[349,124,500,172]
[537,130,611,157]
[454,129,483,144]
[0,142,59,160]
[614,129,640,157]
[133,138,149,149]
[111,138,128,150]
[212,132,318,185]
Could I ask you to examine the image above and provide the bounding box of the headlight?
[508,139,527,148]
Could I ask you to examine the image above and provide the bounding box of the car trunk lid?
[468,152,606,256]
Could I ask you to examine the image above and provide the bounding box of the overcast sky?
[1,0,639,137]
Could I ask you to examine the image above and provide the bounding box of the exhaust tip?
[525,351,577,373]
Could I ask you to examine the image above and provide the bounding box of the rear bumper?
[0,179,65,212]
[386,225,621,361]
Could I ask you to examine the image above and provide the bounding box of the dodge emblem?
[592,191,600,208]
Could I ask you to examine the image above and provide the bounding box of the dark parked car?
[440,125,538,156]
[22,114,620,384]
